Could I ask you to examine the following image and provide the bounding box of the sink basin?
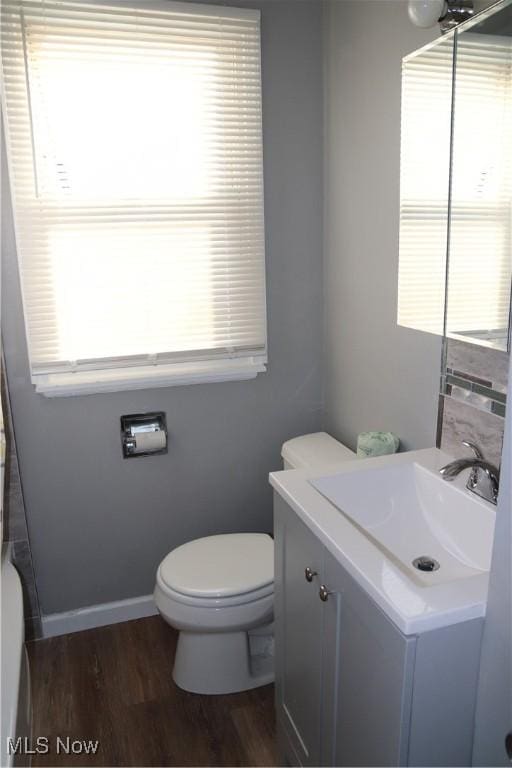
[310,462,495,586]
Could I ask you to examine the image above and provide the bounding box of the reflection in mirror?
[447,3,512,351]
[397,36,454,336]
[398,0,512,351]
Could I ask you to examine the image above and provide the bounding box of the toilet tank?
[281,432,356,470]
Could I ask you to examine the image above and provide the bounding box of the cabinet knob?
[304,567,317,583]
[319,584,332,602]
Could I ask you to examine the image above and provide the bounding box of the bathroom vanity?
[270,448,495,767]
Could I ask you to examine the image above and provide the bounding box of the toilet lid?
[159,533,274,599]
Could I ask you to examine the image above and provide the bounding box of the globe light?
[408,0,446,28]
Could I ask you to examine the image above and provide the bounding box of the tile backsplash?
[445,338,509,393]
[440,338,508,467]
[440,395,505,467]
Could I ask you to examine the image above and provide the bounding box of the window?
[1,0,267,396]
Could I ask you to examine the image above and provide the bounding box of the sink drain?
[412,556,440,572]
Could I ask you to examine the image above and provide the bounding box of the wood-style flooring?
[27,616,279,768]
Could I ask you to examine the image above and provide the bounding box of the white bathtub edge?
[1,552,25,768]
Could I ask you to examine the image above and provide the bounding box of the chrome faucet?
[439,441,500,505]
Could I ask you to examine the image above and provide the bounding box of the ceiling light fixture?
[408,0,474,32]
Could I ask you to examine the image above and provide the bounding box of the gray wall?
[1,0,324,615]
[323,0,442,452]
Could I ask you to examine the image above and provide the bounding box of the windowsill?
[33,357,267,397]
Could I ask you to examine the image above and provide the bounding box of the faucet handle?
[462,441,484,460]
[462,441,500,504]
[462,441,485,495]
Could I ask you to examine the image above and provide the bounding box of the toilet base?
[173,628,274,695]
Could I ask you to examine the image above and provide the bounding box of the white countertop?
[269,447,493,636]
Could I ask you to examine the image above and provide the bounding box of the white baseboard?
[41,594,158,638]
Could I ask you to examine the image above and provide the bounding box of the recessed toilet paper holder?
[121,412,168,458]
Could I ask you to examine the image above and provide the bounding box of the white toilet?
[154,432,356,694]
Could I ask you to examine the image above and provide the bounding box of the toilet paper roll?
[357,431,400,458]
[133,430,166,454]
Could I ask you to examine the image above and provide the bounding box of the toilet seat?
[156,574,273,609]
[158,532,274,600]
[155,567,273,634]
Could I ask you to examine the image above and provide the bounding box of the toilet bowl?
[154,532,274,694]
[154,432,356,695]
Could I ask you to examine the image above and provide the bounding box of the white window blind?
[1,0,267,396]
[398,39,454,336]
[398,34,512,345]
[447,34,512,344]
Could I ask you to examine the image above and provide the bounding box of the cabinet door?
[322,551,416,767]
[274,494,325,766]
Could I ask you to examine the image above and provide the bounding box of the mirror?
[447,2,512,351]
[397,35,454,338]
[398,0,512,352]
